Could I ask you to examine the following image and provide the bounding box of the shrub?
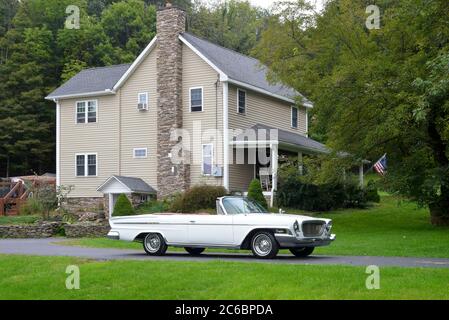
[170,185,227,213]
[247,179,268,209]
[136,199,170,214]
[113,194,135,216]
[365,180,380,203]
[19,198,44,216]
[277,176,369,211]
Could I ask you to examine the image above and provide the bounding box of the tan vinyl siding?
[228,84,307,135]
[228,149,255,192]
[119,49,158,189]
[182,44,223,187]
[59,95,119,197]
[227,84,307,192]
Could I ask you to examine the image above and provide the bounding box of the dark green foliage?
[0,0,267,178]
[247,179,268,209]
[255,0,449,224]
[170,185,227,213]
[365,180,380,203]
[136,199,170,214]
[113,194,135,217]
[277,176,369,212]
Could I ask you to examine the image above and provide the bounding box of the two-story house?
[46,3,327,216]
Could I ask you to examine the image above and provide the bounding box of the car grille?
[302,221,325,237]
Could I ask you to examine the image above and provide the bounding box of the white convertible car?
[108,196,335,259]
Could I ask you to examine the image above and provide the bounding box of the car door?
[187,214,234,245]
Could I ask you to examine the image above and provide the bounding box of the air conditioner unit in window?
[137,103,148,111]
[212,165,223,177]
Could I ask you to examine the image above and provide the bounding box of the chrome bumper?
[107,231,120,240]
[275,233,336,248]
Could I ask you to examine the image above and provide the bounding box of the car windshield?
[222,197,268,214]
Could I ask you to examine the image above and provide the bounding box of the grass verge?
[1,254,448,299]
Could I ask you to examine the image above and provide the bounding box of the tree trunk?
[429,187,449,226]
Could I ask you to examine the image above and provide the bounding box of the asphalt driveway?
[1,238,449,268]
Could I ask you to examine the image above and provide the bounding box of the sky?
[247,0,325,11]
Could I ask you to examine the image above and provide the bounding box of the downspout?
[222,81,229,191]
[54,99,60,188]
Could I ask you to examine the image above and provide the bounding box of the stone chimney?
[156,3,190,198]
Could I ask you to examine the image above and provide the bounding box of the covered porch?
[97,175,156,218]
[229,124,366,207]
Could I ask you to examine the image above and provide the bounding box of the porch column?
[298,152,303,175]
[108,193,113,219]
[270,143,278,207]
[359,162,364,188]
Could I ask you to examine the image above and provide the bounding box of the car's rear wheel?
[251,231,279,259]
[143,233,167,256]
[184,247,205,255]
[290,247,314,257]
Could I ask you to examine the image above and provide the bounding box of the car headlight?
[293,221,300,235]
[326,221,333,233]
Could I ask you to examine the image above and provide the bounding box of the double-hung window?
[202,144,213,175]
[76,100,97,123]
[76,154,97,177]
[291,106,298,129]
[237,89,246,114]
[190,87,203,112]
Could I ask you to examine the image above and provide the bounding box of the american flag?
[374,154,387,176]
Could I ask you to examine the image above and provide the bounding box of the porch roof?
[232,124,329,154]
[97,175,156,194]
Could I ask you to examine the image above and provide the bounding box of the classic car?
[107,196,335,259]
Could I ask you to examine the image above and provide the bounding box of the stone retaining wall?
[0,221,110,238]
[0,222,64,238]
[64,222,110,238]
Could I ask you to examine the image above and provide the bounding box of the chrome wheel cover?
[144,234,161,253]
[252,234,272,257]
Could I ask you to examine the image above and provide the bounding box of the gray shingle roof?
[46,64,131,99]
[233,123,328,154]
[113,176,156,194]
[181,32,311,105]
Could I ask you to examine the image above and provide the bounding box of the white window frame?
[201,143,214,176]
[291,106,298,129]
[138,92,148,105]
[237,88,246,114]
[75,153,98,177]
[133,148,148,159]
[189,87,204,112]
[75,100,98,124]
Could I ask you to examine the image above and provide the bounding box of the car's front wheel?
[251,231,279,259]
[290,247,314,257]
[143,233,167,256]
[184,247,205,255]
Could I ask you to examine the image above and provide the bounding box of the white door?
[187,215,234,245]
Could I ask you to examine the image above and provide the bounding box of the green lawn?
[60,194,449,258]
[0,215,40,225]
[0,254,448,299]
